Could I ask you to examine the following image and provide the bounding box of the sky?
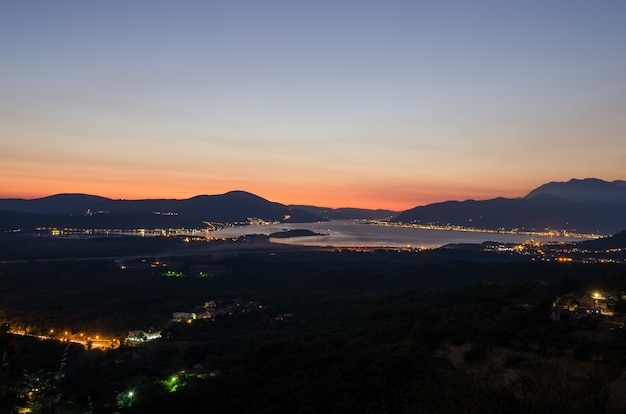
[1,1,625,210]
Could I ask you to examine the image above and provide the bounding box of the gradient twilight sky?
[1,1,625,210]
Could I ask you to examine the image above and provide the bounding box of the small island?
[269,229,326,238]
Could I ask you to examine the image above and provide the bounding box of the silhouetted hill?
[526,178,626,204]
[577,229,626,250]
[0,194,111,214]
[0,191,321,231]
[292,205,397,220]
[394,179,626,234]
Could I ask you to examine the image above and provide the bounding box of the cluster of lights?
[372,220,605,239]
[8,327,113,350]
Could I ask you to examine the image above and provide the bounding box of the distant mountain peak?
[35,193,112,201]
[221,190,269,199]
[525,178,626,204]
[393,178,626,233]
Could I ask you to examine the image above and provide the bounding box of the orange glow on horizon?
[0,177,532,211]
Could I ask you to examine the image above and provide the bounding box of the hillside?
[0,191,321,231]
[525,178,626,204]
[3,178,626,233]
[394,178,626,234]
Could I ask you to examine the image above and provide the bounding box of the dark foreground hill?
[0,191,321,231]
[394,178,626,234]
[2,247,626,413]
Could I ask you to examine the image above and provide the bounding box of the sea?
[208,220,589,249]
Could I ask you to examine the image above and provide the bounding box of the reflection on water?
[210,220,586,248]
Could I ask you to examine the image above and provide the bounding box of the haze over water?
[211,220,585,248]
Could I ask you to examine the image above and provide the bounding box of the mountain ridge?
[395,178,626,234]
[2,178,625,233]
[525,178,626,204]
[0,191,322,231]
